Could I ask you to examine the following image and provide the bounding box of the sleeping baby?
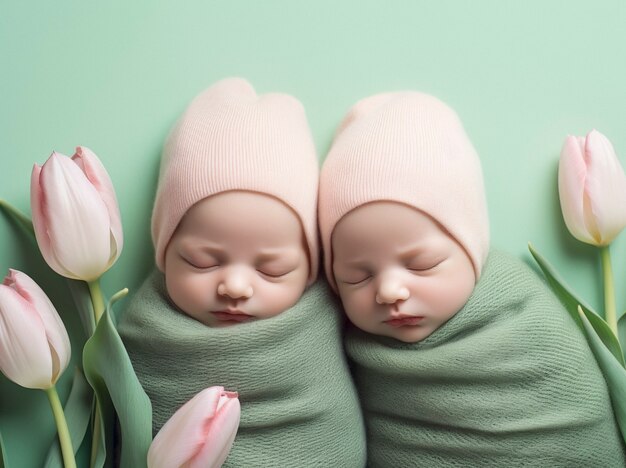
[318,91,626,467]
[118,78,365,467]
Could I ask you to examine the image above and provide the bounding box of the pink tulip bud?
[0,269,71,389]
[31,147,123,281]
[558,130,626,246]
[147,386,240,468]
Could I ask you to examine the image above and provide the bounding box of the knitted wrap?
[118,273,366,467]
[345,250,626,467]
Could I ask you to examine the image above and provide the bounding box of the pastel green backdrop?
[2,1,626,466]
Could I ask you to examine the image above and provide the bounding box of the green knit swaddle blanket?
[118,271,366,467]
[346,250,626,467]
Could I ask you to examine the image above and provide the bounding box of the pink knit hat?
[152,78,319,283]
[319,91,489,291]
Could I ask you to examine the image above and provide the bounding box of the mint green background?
[2,1,626,466]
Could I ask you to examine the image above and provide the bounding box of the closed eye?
[181,256,219,270]
[340,275,372,285]
[257,268,296,278]
[407,259,444,272]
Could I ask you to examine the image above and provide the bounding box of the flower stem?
[600,246,618,335]
[45,386,76,468]
[86,278,105,467]
[87,279,105,324]
[89,407,101,468]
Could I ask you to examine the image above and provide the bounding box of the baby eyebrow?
[197,245,224,256]
[256,249,298,263]
[340,259,371,270]
[397,245,428,259]
[256,252,282,262]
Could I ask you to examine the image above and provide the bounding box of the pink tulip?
[0,269,71,389]
[31,146,123,281]
[147,386,241,468]
[558,130,626,246]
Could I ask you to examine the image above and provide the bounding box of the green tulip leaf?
[66,279,97,337]
[83,316,121,468]
[0,199,35,241]
[0,428,7,468]
[578,307,626,444]
[619,312,626,363]
[83,294,152,468]
[528,243,625,366]
[44,368,93,468]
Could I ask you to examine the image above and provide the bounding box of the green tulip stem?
[45,386,76,468]
[600,246,618,336]
[86,278,105,468]
[87,279,105,324]
[89,408,101,468]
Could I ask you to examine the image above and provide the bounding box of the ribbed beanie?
[152,78,319,283]
[319,91,489,291]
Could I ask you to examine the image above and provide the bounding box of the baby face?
[331,202,475,343]
[164,191,309,327]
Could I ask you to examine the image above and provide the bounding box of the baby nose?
[217,267,253,300]
[375,271,410,305]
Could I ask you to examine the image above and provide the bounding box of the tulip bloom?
[148,386,240,468]
[0,269,71,389]
[31,146,123,281]
[558,130,626,246]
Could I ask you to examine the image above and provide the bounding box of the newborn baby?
[118,78,365,467]
[163,190,310,328]
[318,91,626,467]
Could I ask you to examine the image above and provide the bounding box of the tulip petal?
[31,163,73,277]
[148,388,219,468]
[8,270,70,383]
[72,147,124,265]
[148,387,233,468]
[558,136,597,244]
[0,284,53,389]
[584,130,626,245]
[190,395,240,468]
[40,152,112,281]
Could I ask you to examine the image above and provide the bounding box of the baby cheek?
[168,272,212,309]
[338,288,375,327]
[261,278,307,314]
[425,273,474,315]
